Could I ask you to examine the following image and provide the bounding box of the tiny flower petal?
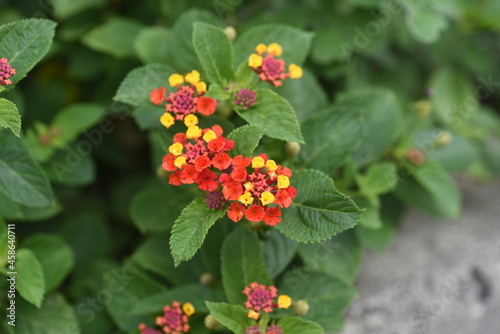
[182,302,196,316]
[160,113,175,128]
[248,54,263,68]
[169,73,184,87]
[252,156,265,168]
[244,182,253,191]
[245,205,265,222]
[228,202,246,222]
[288,64,303,79]
[277,175,290,189]
[265,159,278,171]
[211,152,232,170]
[185,70,201,85]
[184,114,199,127]
[277,295,292,309]
[197,96,217,116]
[255,43,267,55]
[174,156,187,168]
[196,81,207,93]
[203,129,217,142]
[267,43,283,56]
[169,142,184,156]
[260,191,275,206]
[186,125,202,139]
[248,310,260,320]
[263,207,281,226]
[150,87,166,105]
[238,191,254,206]
[194,155,211,172]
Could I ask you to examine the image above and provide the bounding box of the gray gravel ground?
[339,178,500,334]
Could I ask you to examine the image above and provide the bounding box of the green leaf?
[132,104,164,130]
[82,17,144,58]
[429,67,478,126]
[103,263,165,332]
[263,230,298,279]
[0,130,54,207]
[277,169,362,243]
[134,26,170,64]
[51,103,106,144]
[335,87,402,166]
[22,234,74,292]
[206,83,231,101]
[355,197,383,230]
[49,0,106,19]
[297,106,365,173]
[205,302,253,334]
[0,18,56,87]
[395,162,461,218]
[167,9,221,72]
[114,63,176,106]
[278,317,325,334]
[17,293,80,334]
[227,125,263,157]
[42,147,95,186]
[0,220,9,267]
[0,98,21,136]
[236,88,304,143]
[298,230,361,284]
[0,189,61,221]
[193,22,234,86]
[234,24,314,67]
[280,270,356,332]
[357,162,398,196]
[221,227,272,305]
[170,198,227,267]
[130,185,192,232]
[273,69,328,122]
[401,0,452,44]
[131,284,213,315]
[16,248,45,308]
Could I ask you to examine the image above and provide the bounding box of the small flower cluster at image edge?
[0,58,15,86]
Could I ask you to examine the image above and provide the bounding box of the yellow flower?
[196,81,207,93]
[247,309,260,320]
[244,182,253,191]
[267,43,283,56]
[265,159,277,171]
[260,191,275,205]
[168,142,183,156]
[182,302,196,316]
[185,70,201,85]
[174,156,186,168]
[251,156,265,168]
[248,54,263,69]
[255,43,267,55]
[169,73,184,87]
[278,295,292,309]
[277,175,290,189]
[186,125,202,139]
[160,113,175,128]
[288,64,303,79]
[203,129,217,142]
[184,114,199,127]
[238,191,254,206]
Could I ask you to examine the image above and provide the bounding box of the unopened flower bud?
[156,166,169,180]
[435,131,452,146]
[293,300,310,316]
[199,272,215,286]
[224,26,237,41]
[414,100,432,118]
[218,101,234,119]
[204,314,219,329]
[285,141,301,158]
[408,148,425,166]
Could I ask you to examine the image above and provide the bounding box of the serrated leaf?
[0,130,54,207]
[357,162,398,196]
[114,63,176,106]
[0,98,21,136]
[280,270,356,332]
[297,106,365,173]
[16,248,45,308]
[234,24,314,67]
[193,22,234,86]
[264,230,298,279]
[17,293,80,334]
[0,18,56,87]
[22,234,74,292]
[278,317,325,334]
[134,26,170,64]
[236,88,304,143]
[131,284,213,315]
[227,125,263,157]
[395,162,461,218]
[277,169,362,243]
[335,87,402,166]
[170,198,227,266]
[51,103,106,144]
[298,230,361,284]
[221,227,272,305]
[130,186,192,232]
[206,83,231,101]
[82,17,144,58]
[205,302,253,334]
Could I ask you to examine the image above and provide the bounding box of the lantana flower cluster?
[138,301,195,334]
[0,58,15,86]
[150,70,217,128]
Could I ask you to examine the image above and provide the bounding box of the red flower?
[197,96,217,116]
[223,181,243,200]
[211,152,232,170]
[180,165,198,184]
[169,171,182,186]
[274,189,292,208]
[194,155,211,172]
[228,202,246,222]
[231,167,248,182]
[162,154,177,172]
[232,155,251,168]
[263,207,281,226]
[208,137,226,152]
[150,87,166,105]
[245,205,265,222]
[196,169,219,191]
